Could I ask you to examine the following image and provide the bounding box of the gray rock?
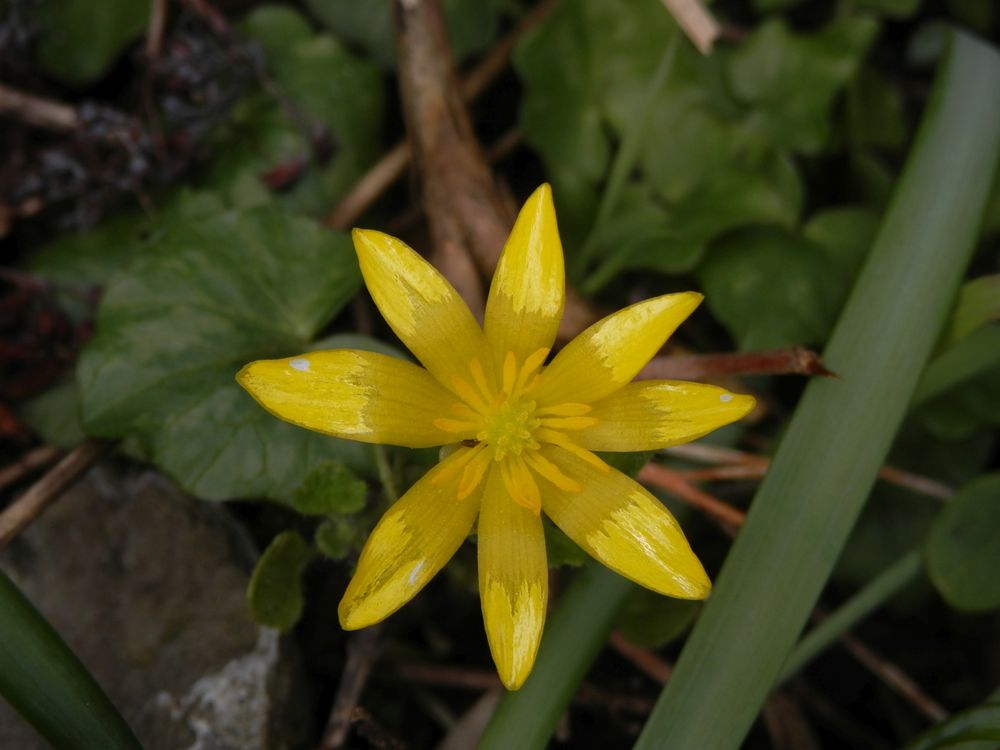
[0,467,312,750]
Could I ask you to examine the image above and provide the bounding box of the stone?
[0,466,312,749]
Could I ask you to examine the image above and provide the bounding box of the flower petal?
[479,467,548,690]
[237,349,458,448]
[353,229,491,391]
[540,446,711,599]
[533,292,703,406]
[484,184,565,365]
[578,381,756,451]
[339,450,481,629]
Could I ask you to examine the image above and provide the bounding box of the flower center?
[478,398,540,461]
[430,348,604,512]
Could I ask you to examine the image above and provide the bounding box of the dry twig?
[318,625,384,750]
[660,0,720,54]
[640,346,833,381]
[390,0,600,334]
[0,440,111,550]
[663,443,955,501]
[0,445,62,492]
[0,83,79,132]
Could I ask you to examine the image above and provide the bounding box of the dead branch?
[392,0,601,333]
[0,440,111,550]
[660,0,720,54]
[325,0,554,232]
[640,346,833,381]
[318,625,384,750]
[0,83,79,132]
[0,445,62,492]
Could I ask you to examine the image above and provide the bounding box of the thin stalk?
[574,34,679,274]
[0,570,142,749]
[635,29,1000,750]
[778,549,922,682]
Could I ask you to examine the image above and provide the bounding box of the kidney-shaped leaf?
[78,206,368,501]
[925,473,1000,612]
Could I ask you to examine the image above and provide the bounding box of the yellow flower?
[237,185,754,689]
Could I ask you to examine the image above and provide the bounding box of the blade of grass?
[634,29,1000,750]
[903,698,1000,750]
[911,326,1000,407]
[477,563,634,749]
[778,549,922,682]
[0,569,142,749]
[572,33,679,277]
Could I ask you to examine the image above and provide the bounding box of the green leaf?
[315,517,366,561]
[616,589,700,649]
[846,68,910,149]
[727,17,879,153]
[19,381,86,449]
[247,531,316,631]
[634,30,1000,750]
[77,205,369,502]
[943,275,1000,345]
[543,520,587,568]
[302,0,498,69]
[582,155,802,293]
[0,570,142,749]
[698,226,844,350]
[904,701,1000,750]
[30,0,148,86]
[205,6,383,216]
[292,461,367,516]
[925,473,1000,612]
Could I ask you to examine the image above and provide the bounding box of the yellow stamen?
[450,403,480,419]
[452,374,490,414]
[500,456,541,514]
[501,351,518,397]
[469,358,492,401]
[537,403,591,417]
[433,418,480,434]
[524,451,582,492]
[429,444,483,487]
[514,348,549,395]
[539,416,599,431]
[537,429,611,472]
[458,448,493,500]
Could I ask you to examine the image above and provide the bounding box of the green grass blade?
[477,563,633,750]
[778,549,921,682]
[0,570,142,749]
[634,29,1000,750]
[911,326,1000,407]
[903,700,1000,750]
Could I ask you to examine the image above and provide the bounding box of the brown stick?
[660,0,720,54]
[318,625,384,750]
[640,346,833,381]
[393,0,600,334]
[0,440,110,550]
[0,83,79,132]
[638,462,746,529]
[324,0,554,233]
[0,445,62,492]
[608,631,672,683]
[839,634,948,722]
[146,0,169,59]
[663,444,955,501]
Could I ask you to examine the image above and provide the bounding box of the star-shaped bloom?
[238,185,754,689]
